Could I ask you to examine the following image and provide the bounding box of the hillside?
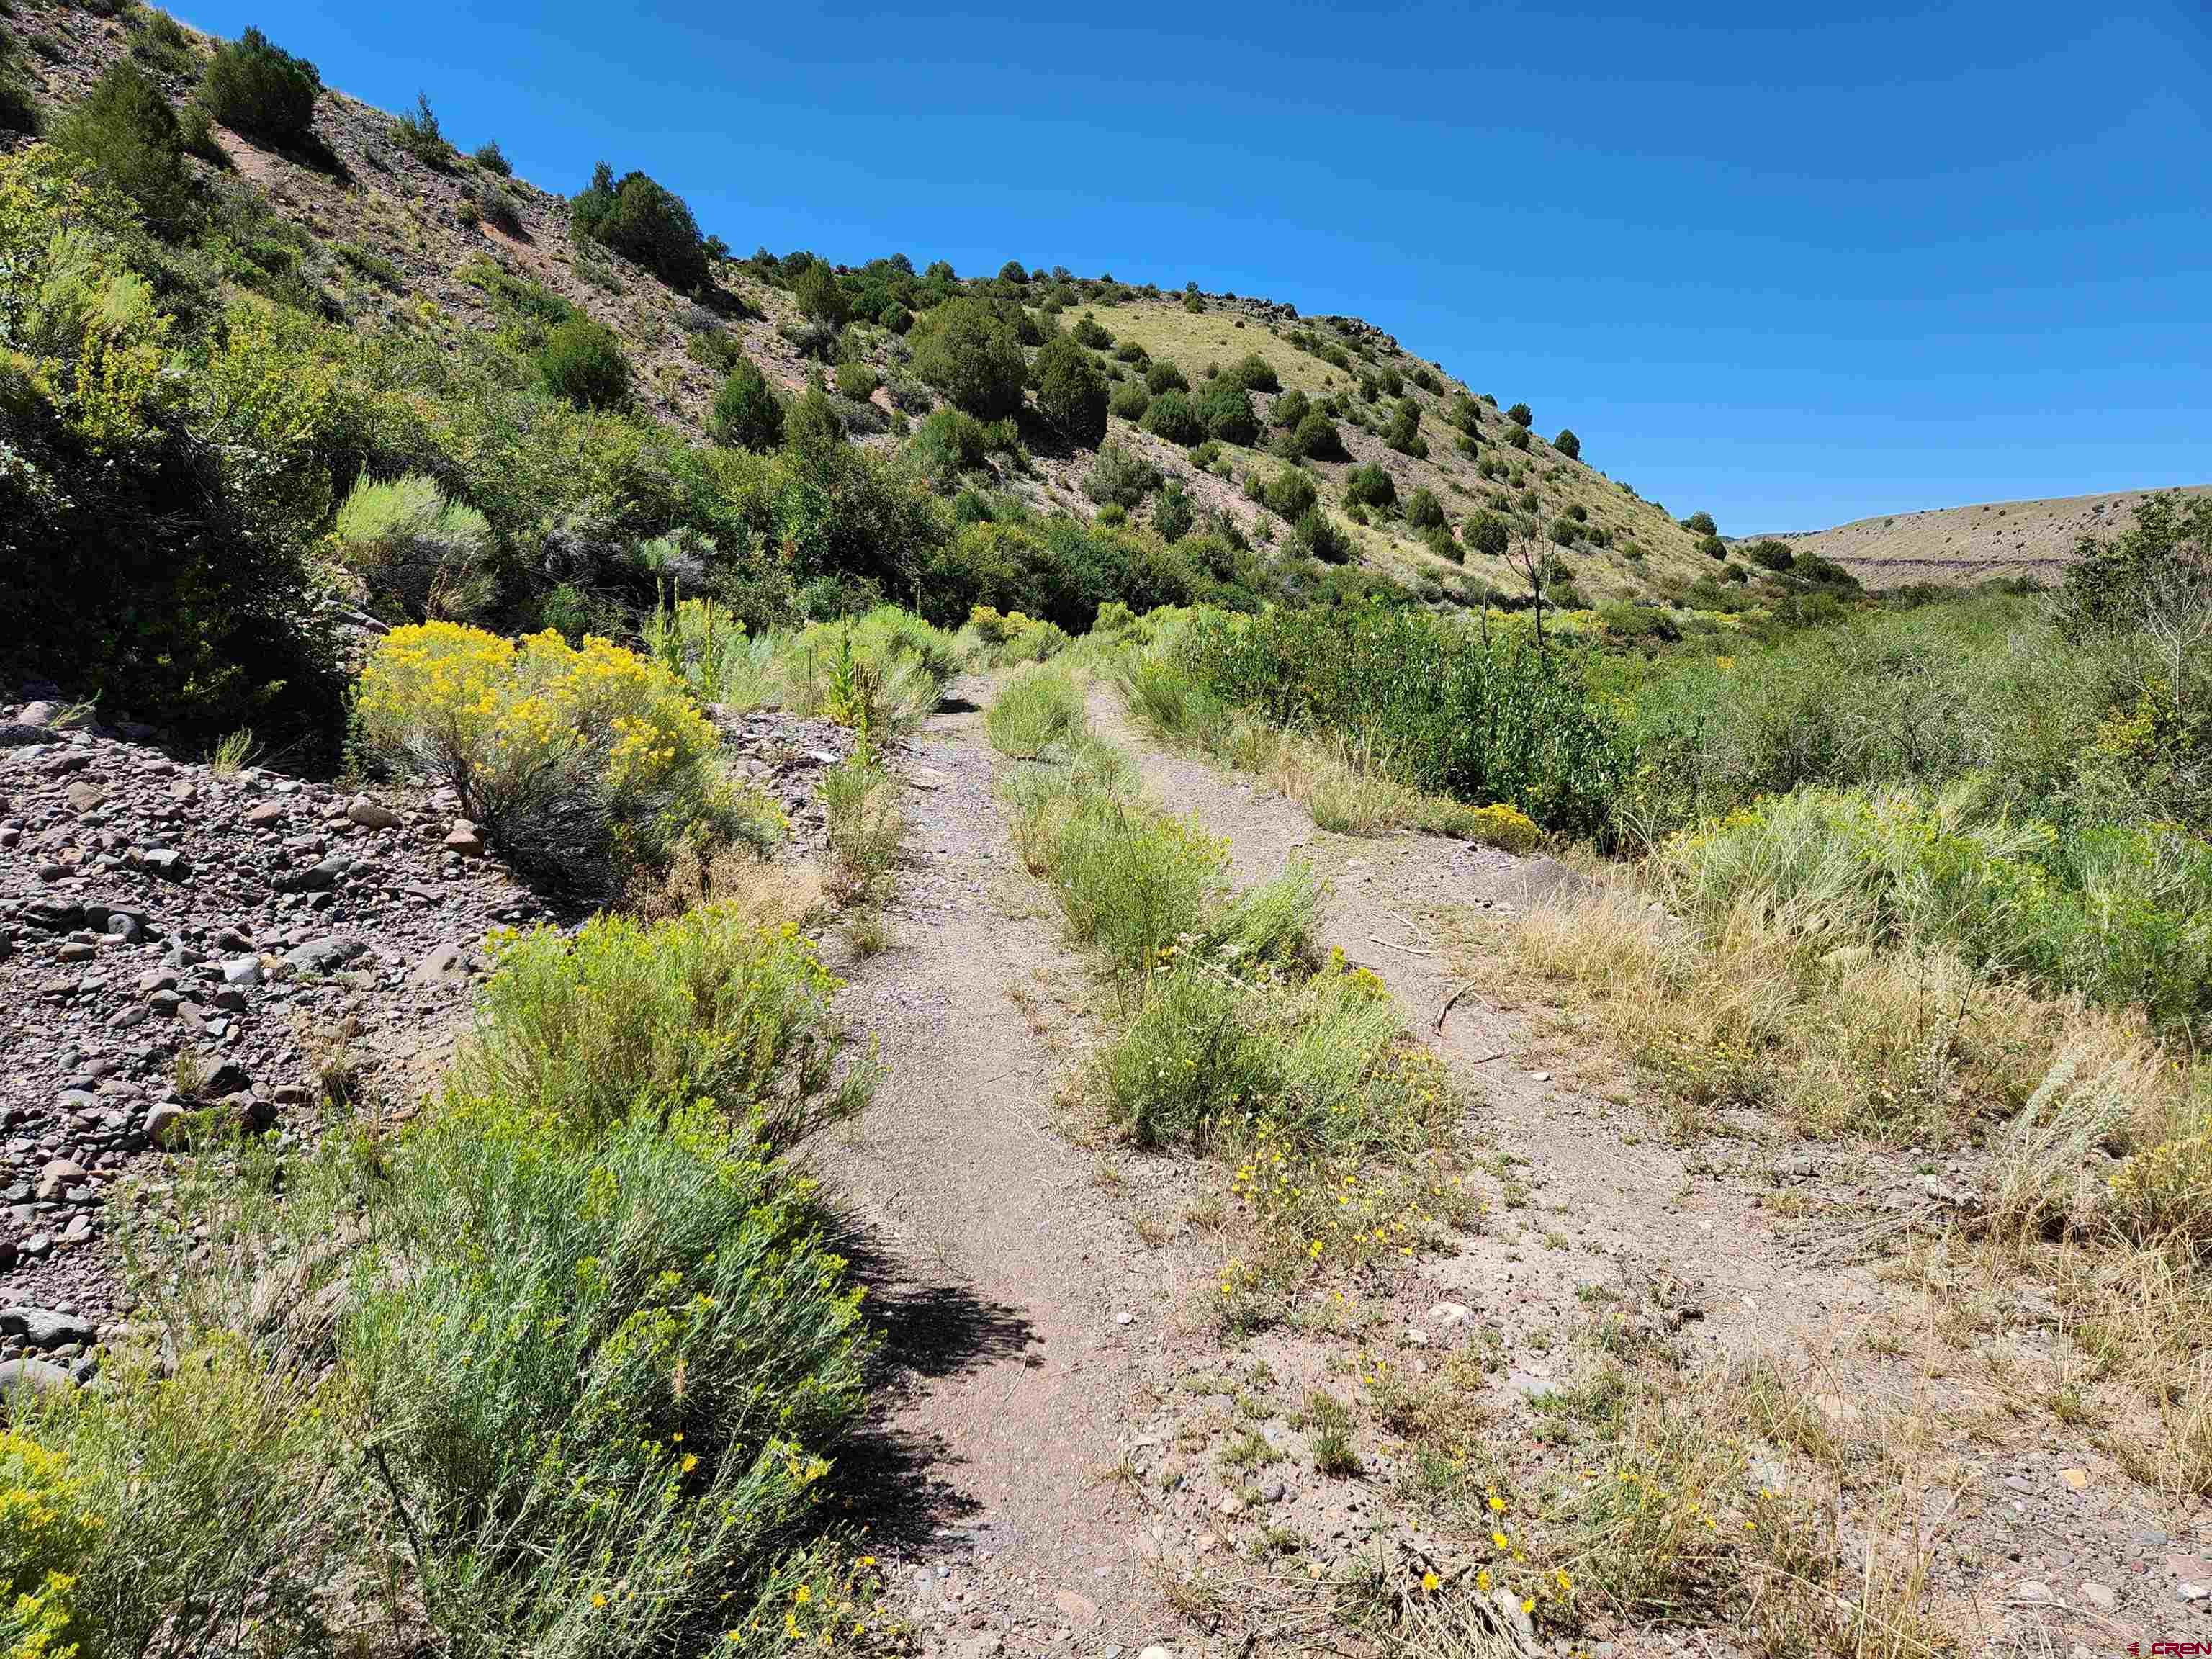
[1758,482,2212,588]
[1,0,1748,709]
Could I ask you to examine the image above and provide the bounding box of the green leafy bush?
[1506,401,1532,427]
[1227,351,1280,392]
[1069,313,1112,349]
[1698,533,1727,560]
[538,313,631,409]
[199,25,319,147]
[1505,424,1530,451]
[912,405,990,481]
[472,138,511,174]
[1406,487,1445,530]
[390,91,454,168]
[1384,400,1424,455]
[1146,359,1189,395]
[1108,380,1151,420]
[1033,333,1107,445]
[50,59,192,233]
[571,163,709,291]
[1140,387,1205,446]
[1554,428,1581,459]
[1083,441,1160,508]
[1197,377,1259,445]
[711,360,785,451]
[1290,408,1345,460]
[912,295,1025,420]
[790,256,850,326]
[1681,511,1717,535]
[834,359,878,399]
[1292,508,1353,565]
[1154,478,1195,541]
[1272,387,1310,428]
[1175,604,1632,835]
[1743,537,1794,571]
[1262,467,1319,518]
[1344,462,1396,510]
[333,473,496,623]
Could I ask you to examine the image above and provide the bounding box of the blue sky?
[174,0,2208,531]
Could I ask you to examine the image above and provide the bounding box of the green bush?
[997,258,1028,284]
[570,163,709,291]
[1108,380,1151,420]
[1554,428,1581,459]
[912,405,990,481]
[1141,387,1206,446]
[1292,508,1353,565]
[333,473,495,623]
[1743,537,1794,572]
[1344,462,1396,510]
[1272,387,1310,428]
[0,28,41,135]
[1154,478,1195,541]
[1146,359,1189,395]
[789,256,850,326]
[1176,604,1632,836]
[50,59,192,233]
[1506,401,1532,427]
[199,25,319,147]
[1406,487,1445,529]
[1505,424,1530,451]
[538,313,631,409]
[1384,400,1423,455]
[1227,351,1280,392]
[390,91,454,168]
[1033,333,1107,446]
[472,138,511,174]
[1261,467,1319,518]
[834,359,878,399]
[1290,408,1345,460]
[1681,511,1717,535]
[1069,313,1113,349]
[878,300,912,333]
[1083,441,1159,508]
[1698,533,1727,559]
[711,360,784,451]
[912,295,1025,420]
[1197,377,1259,445]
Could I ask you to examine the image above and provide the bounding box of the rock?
[1051,1589,1098,1627]
[0,1307,96,1349]
[1427,1300,1471,1327]
[35,1159,85,1202]
[1137,1647,1177,1659]
[413,941,472,984]
[1491,1585,1537,1648]
[19,899,82,932]
[275,856,351,894]
[284,935,367,975]
[65,781,105,813]
[2077,1582,2115,1612]
[444,821,486,856]
[221,1092,274,1133]
[2015,1581,2051,1603]
[219,956,261,986]
[0,1357,76,1405]
[1218,1492,1244,1515]
[201,1060,251,1097]
[141,848,189,879]
[346,795,400,830]
[244,799,286,826]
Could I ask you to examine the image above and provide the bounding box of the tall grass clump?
[332,472,496,624]
[7,906,883,1659]
[354,621,767,892]
[984,662,1085,758]
[770,607,966,742]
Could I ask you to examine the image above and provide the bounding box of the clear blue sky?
[174,0,2208,531]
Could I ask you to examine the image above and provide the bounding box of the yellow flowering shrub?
[1461,801,1541,855]
[354,621,763,889]
[2110,1126,2212,1258]
[0,1430,98,1658]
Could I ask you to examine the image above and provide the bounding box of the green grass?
[819,750,907,899]
[14,907,884,1659]
[984,662,1085,758]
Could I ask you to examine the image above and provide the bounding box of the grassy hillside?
[1759,482,2212,588]
[0,0,1810,758]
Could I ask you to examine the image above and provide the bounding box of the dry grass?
[627,840,827,931]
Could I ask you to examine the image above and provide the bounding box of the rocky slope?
[0,685,853,1390]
